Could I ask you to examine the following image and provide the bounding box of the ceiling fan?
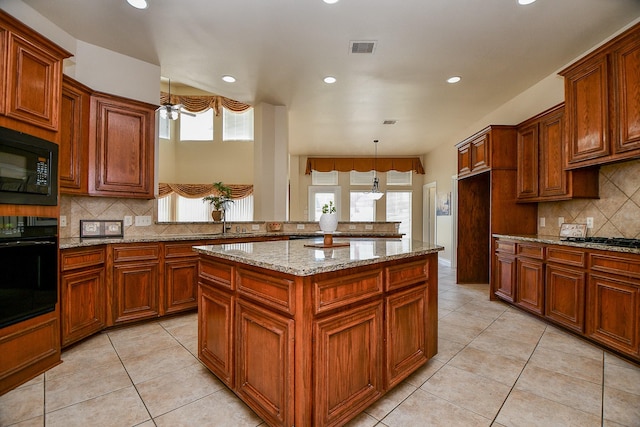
[157,78,195,120]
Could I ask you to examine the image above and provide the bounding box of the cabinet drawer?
[385,258,429,292]
[517,243,544,260]
[495,240,516,254]
[199,258,234,291]
[313,268,383,315]
[61,247,106,271]
[590,253,640,279]
[547,246,586,268]
[237,268,295,315]
[164,241,204,258]
[112,244,160,262]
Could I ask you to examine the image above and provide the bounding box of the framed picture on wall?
[436,192,451,216]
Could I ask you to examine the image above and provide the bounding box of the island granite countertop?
[193,237,444,276]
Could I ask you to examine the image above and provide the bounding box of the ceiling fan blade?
[180,110,196,117]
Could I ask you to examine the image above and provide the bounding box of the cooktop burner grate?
[563,237,640,249]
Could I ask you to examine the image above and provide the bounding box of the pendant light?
[368,139,384,200]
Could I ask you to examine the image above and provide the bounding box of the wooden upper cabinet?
[516,104,599,202]
[88,92,156,198]
[0,11,71,138]
[456,125,516,179]
[561,22,640,168]
[60,76,91,194]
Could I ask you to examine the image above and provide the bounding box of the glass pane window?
[386,191,412,237]
[223,107,254,141]
[158,113,170,139]
[308,186,340,221]
[350,191,375,221]
[312,171,338,185]
[387,170,412,186]
[350,170,375,186]
[157,193,253,222]
[179,108,214,141]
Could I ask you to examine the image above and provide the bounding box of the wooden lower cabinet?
[516,257,545,315]
[163,241,203,315]
[198,252,437,426]
[494,253,517,302]
[545,264,586,333]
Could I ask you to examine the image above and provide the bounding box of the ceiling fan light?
[126,0,148,9]
[168,109,179,120]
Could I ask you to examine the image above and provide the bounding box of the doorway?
[423,182,436,244]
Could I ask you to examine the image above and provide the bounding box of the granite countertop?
[493,234,640,255]
[59,231,403,249]
[193,237,444,276]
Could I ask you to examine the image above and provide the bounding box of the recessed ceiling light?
[518,0,536,5]
[323,76,337,84]
[126,0,148,9]
[323,0,340,4]
[447,76,461,84]
[222,75,236,83]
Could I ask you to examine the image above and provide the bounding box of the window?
[158,113,170,139]
[223,107,254,141]
[308,186,340,221]
[350,191,376,221]
[386,191,412,237]
[350,170,375,186]
[179,108,214,141]
[387,170,412,186]
[312,171,338,185]
[158,194,254,222]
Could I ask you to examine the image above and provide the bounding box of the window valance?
[159,93,252,116]
[158,183,254,199]
[305,157,425,175]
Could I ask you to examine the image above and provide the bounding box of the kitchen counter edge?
[493,234,640,255]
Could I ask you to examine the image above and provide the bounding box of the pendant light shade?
[367,139,384,200]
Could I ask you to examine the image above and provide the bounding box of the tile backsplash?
[538,158,640,239]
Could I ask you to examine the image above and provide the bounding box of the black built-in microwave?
[0,126,58,206]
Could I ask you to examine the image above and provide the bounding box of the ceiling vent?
[383,120,397,125]
[350,40,377,54]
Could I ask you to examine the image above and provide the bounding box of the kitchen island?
[194,237,443,427]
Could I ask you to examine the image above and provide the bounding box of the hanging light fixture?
[368,139,384,200]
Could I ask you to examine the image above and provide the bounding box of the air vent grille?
[383,120,397,125]
[350,41,376,54]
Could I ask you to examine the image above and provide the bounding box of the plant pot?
[319,213,338,233]
[211,210,223,222]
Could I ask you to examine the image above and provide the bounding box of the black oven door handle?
[0,240,57,248]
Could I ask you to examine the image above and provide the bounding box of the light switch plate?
[296,224,305,230]
[539,217,546,227]
[135,215,152,226]
[586,217,594,228]
[251,224,260,231]
[124,216,133,226]
[348,225,356,230]
[558,217,565,227]
[365,224,373,230]
[60,215,67,227]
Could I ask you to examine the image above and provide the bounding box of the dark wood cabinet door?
[314,300,383,427]
[89,93,155,198]
[236,299,294,427]
[545,264,585,333]
[494,253,516,302]
[59,76,91,194]
[611,33,640,155]
[516,123,539,199]
[539,108,567,197]
[60,266,106,347]
[587,274,640,357]
[457,143,471,176]
[198,284,234,387]
[563,54,610,166]
[516,258,545,315]
[470,133,490,172]
[164,259,198,314]
[113,262,159,324]
[385,285,428,389]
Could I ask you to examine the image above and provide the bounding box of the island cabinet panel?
[385,258,429,292]
[314,301,383,427]
[237,299,294,427]
[385,285,428,389]
[162,241,202,315]
[199,256,234,290]
[237,268,296,315]
[312,269,383,315]
[198,283,234,387]
[60,246,107,347]
[111,243,161,325]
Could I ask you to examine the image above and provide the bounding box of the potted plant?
[203,181,234,221]
[319,201,338,233]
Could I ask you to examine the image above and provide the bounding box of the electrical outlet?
[135,215,152,226]
[60,215,67,227]
[348,225,356,230]
[297,224,305,230]
[124,216,133,226]
[251,224,260,231]
[586,217,594,228]
[365,224,374,230]
[558,217,565,227]
[539,217,546,227]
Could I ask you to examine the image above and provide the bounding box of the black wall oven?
[0,216,58,329]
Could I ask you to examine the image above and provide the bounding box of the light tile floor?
[2,264,640,426]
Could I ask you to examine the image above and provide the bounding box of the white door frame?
[423,182,436,244]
